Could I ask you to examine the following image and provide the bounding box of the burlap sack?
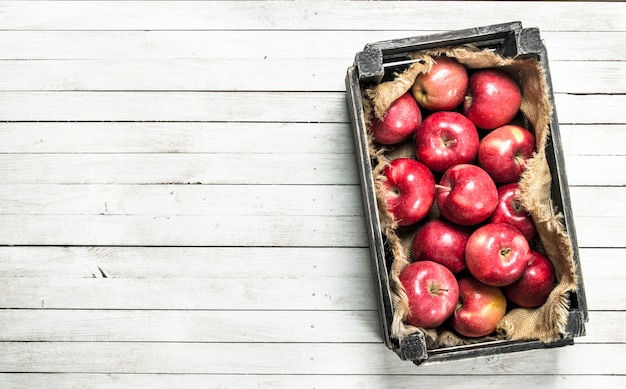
[362,46,579,349]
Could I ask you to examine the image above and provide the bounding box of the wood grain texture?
[0,246,620,279]
[0,154,623,186]
[0,246,372,278]
[0,122,355,153]
[0,214,369,247]
[0,374,623,389]
[0,277,378,310]
[0,309,622,343]
[0,213,622,247]
[0,342,624,375]
[0,31,623,63]
[0,91,347,122]
[0,271,621,311]
[0,1,623,31]
[1,122,622,156]
[0,184,364,216]
[0,91,623,124]
[0,59,623,94]
[0,153,359,184]
[0,0,623,387]
[1,184,621,217]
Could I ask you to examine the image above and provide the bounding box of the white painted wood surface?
[0,1,624,387]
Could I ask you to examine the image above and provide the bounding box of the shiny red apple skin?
[412,218,472,274]
[371,93,422,145]
[381,158,436,226]
[415,111,480,173]
[399,260,460,329]
[503,250,556,308]
[465,223,531,287]
[411,56,469,111]
[463,69,522,130]
[436,164,498,226]
[450,277,507,338]
[478,125,536,184]
[489,182,537,242]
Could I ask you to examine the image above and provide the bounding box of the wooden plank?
[560,125,626,156]
[0,342,623,375]
[0,154,622,186]
[0,309,620,344]
[0,270,621,311]
[0,207,620,249]
[549,61,626,95]
[583,311,626,344]
[0,184,363,217]
[0,373,622,389]
[569,187,626,217]
[0,59,623,94]
[584,277,626,311]
[0,183,618,218]
[573,216,626,248]
[0,309,381,343]
[0,373,624,389]
[0,58,348,93]
[553,94,626,125]
[0,1,623,31]
[0,31,623,62]
[0,92,622,124]
[579,248,625,280]
[0,246,373,279]
[0,91,347,122]
[0,214,369,247]
[541,31,626,62]
[0,184,620,218]
[0,30,405,60]
[0,122,354,154]
[0,277,377,310]
[0,245,618,279]
[561,155,626,187]
[0,123,620,156]
[0,213,620,247]
[0,154,359,185]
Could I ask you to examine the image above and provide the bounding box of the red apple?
[463,69,522,130]
[489,182,537,242]
[465,223,530,287]
[436,164,498,226]
[412,218,472,274]
[399,260,460,329]
[415,111,479,173]
[411,56,469,111]
[381,158,436,226]
[478,124,536,183]
[503,250,556,308]
[450,277,507,338]
[370,93,422,145]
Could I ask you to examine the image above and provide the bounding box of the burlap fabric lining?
[362,46,579,349]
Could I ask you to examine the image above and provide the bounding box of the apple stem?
[435,184,451,192]
[444,139,457,147]
[428,282,449,295]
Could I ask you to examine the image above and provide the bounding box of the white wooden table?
[0,1,625,387]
